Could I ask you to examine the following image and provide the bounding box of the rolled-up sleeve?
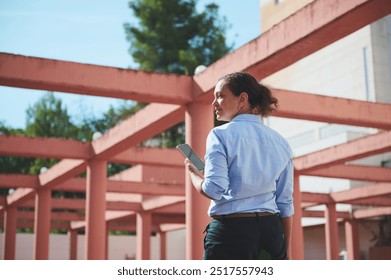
[201,130,230,200]
[275,158,294,217]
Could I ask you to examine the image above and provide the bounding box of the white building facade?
[260,0,391,259]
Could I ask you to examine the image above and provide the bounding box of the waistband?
[211,212,276,221]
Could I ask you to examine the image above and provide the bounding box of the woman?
[186,72,294,260]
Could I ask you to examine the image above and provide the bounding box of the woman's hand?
[185,158,204,178]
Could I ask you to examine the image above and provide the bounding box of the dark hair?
[219,72,278,117]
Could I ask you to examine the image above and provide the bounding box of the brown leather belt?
[212,212,276,221]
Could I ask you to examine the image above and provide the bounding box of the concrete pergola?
[1,0,391,260]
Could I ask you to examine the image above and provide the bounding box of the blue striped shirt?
[202,114,294,217]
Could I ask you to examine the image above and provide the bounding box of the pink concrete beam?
[301,192,333,204]
[112,147,183,167]
[142,196,185,212]
[302,210,350,219]
[106,223,161,232]
[0,220,70,231]
[79,210,135,232]
[193,86,391,130]
[106,164,185,185]
[331,183,391,203]
[0,135,92,159]
[106,201,141,212]
[353,206,391,219]
[301,202,319,208]
[193,0,391,94]
[159,224,186,232]
[0,53,193,104]
[104,211,136,223]
[54,177,86,192]
[17,210,85,221]
[4,104,183,208]
[20,197,143,211]
[152,214,185,224]
[303,164,391,182]
[342,197,391,207]
[273,89,391,130]
[76,211,135,229]
[154,202,185,215]
[53,177,185,196]
[301,184,391,207]
[49,198,85,210]
[19,198,141,213]
[7,188,35,208]
[20,197,182,213]
[294,131,391,172]
[2,211,183,231]
[106,192,142,203]
[38,159,87,189]
[107,181,184,196]
[0,174,38,189]
[92,103,185,159]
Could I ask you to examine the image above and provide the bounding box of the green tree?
[124,0,231,75]
[0,122,35,196]
[124,0,231,147]
[24,92,80,175]
[25,92,78,139]
[78,101,144,176]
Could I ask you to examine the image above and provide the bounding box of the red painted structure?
[1,0,391,260]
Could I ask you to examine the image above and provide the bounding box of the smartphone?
[176,144,205,171]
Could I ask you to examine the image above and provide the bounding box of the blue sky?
[0,0,261,129]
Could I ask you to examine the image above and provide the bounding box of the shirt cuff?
[202,180,222,200]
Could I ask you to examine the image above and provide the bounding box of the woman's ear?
[239,92,249,104]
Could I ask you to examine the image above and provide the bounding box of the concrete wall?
[303,221,378,260]
[0,229,186,260]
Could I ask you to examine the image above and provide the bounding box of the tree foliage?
[25,92,78,139]
[1,0,232,204]
[124,0,232,75]
[124,0,231,148]
[0,122,34,196]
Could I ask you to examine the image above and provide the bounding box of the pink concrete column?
[136,211,151,260]
[68,230,78,260]
[325,203,340,260]
[291,172,304,259]
[158,231,167,260]
[185,102,214,260]
[85,159,107,260]
[105,225,109,260]
[34,188,51,260]
[3,206,17,260]
[345,219,360,260]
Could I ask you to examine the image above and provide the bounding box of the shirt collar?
[231,114,263,123]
